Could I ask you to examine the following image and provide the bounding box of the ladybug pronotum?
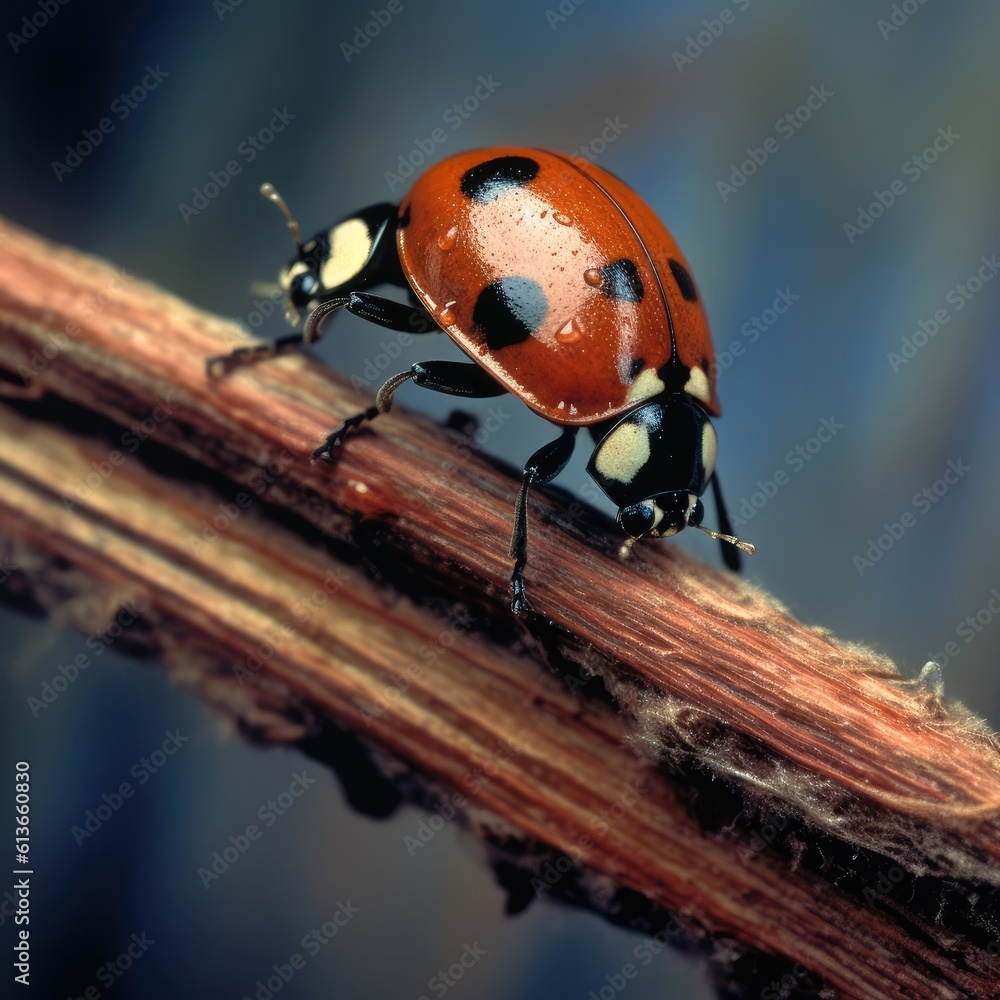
[208,148,753,614]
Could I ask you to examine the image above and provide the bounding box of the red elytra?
[396,148,720,424]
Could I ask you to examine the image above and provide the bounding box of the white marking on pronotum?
[320,218,377,291]
[701,420,718,479]
[625,367,666,403]
[594,422,650,484]
[683,365,711,405]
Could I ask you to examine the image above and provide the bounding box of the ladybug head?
[278,240,327,322]
[586,394,753,558]
[258,183,326,325]
[262,184,399,327]
[617,491,706,540]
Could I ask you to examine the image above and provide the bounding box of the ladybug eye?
[291,272,319,303]
[619,502,656,538]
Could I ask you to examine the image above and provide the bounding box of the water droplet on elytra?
[437,227,458,251]
[555,318,582,344]
[439,302,457,325]
[584,268,603,288]
[553,212,572,226]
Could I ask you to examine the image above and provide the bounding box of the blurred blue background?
[2,2,998,997]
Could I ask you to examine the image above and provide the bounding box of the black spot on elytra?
[398,203,411,228]
[668,258,698,302]
[595,259,644,303]
[627,357,645,381]
[460,156,539,203]
[472,276,547,350]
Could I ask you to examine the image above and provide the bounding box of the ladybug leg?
[312,292,436,336]
[207,293,435,376]
[710,472,742,572]
[309,402,380,461]
[510,427,578,616]
[311,360,506,463]
[400,360,507,398]
[206,329,316,375]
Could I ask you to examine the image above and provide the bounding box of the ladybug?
[208,148,753,614]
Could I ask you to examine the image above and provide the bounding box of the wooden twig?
[1,218,999,999]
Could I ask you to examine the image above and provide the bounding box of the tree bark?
[1,218,998,998]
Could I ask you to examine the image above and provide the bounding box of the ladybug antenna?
[694,524,755,556]
[260,182,302,254]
